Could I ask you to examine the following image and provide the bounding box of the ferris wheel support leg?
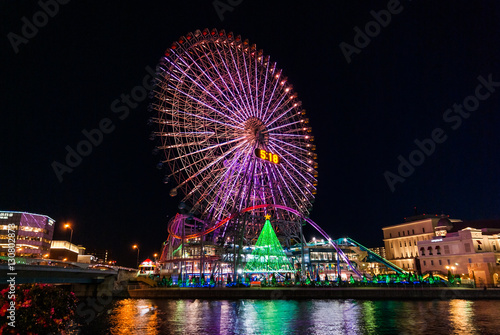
[233,213,248,283]
[299,222,306,279]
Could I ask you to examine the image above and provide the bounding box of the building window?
[399,232,401,237]
[431,260,434,266]
[428,246,433,255]
[468,258,472,264]
[400,242,402,247]
[494,244,497,251]
[477,243,482,251]
[391,242,393,248]
[409,240,411,246]
[412,229,415,234]
[447,259,450,265]
[465,243,471,253]
[390,233,392,238]
[404,242,407,247]
[420,247,425,256]
[403,231,405,236]
[423,228,425,233]
[439,260,442,265]
[436,246,441,255]
[423,260,426,266]
[407,230,410,236]
[444,245,450,254]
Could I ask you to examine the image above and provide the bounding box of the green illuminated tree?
[210,274,215,286]
[244,217,294,274]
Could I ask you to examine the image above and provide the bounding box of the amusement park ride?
[148,28,402,283]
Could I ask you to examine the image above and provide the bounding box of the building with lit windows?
[0,211,55,257]
[382,214,462,272]
[49,240,80,262]
[369,246,386,259]
[418,220,500,286]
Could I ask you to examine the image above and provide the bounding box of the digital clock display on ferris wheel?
[254,148,280,164]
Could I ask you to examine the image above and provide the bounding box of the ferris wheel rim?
[151,28,318,224]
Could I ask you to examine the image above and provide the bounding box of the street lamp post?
[133,245,140,268]
[64,224,74,244]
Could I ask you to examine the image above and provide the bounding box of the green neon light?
[244,218,295,273]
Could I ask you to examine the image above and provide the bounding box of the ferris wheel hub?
[244,117,268,146]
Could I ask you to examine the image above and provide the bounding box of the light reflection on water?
[80,299,500,335]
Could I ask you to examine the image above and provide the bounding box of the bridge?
[0,263,138,296]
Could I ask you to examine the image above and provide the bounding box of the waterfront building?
[49,240,80,262]
[382,214,462,272]
[0,211,55,257]
[417,219,500,286]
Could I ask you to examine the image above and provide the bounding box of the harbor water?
[78,298,500,334]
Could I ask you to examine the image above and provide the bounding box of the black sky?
[1,1,500,267]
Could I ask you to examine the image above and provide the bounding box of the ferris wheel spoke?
[234,158,257,213]
[257,61,271,119]
[228,46,255,118]
[241,49,258,117]
[266,119,303,133]
[171,139,251,191]
[216,47,253,119]
[267,164,303,210]
[214,144,254,215]
[216,143,255,213]
[268,143,316,196]
[271,137,312,154]
[164,71,243,125]
[270,143,317,184]
[175,109,244,131]
[192,141,252,211]
[261,70,283,123]
[164,136,245,164]
[262,162,289,210]
[207,50,250,120]
[156,140,208,150]
[155,131,216,136]
[276,164,312,208]
[269,140,311,169]
[268,133,307,139]
[162,62,239,123]
[179,47,248,121]
[165,53,241,117]
[254,55,261,119]
[169,86,240,126]
[265,105,298,130]
[263,89,290,125]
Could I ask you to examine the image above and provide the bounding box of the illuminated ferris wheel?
[150,28,318,241]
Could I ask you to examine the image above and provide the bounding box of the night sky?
[2,1,500,267]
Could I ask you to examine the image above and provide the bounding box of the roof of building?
[0,210,55,222]
[449,220,500,235]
